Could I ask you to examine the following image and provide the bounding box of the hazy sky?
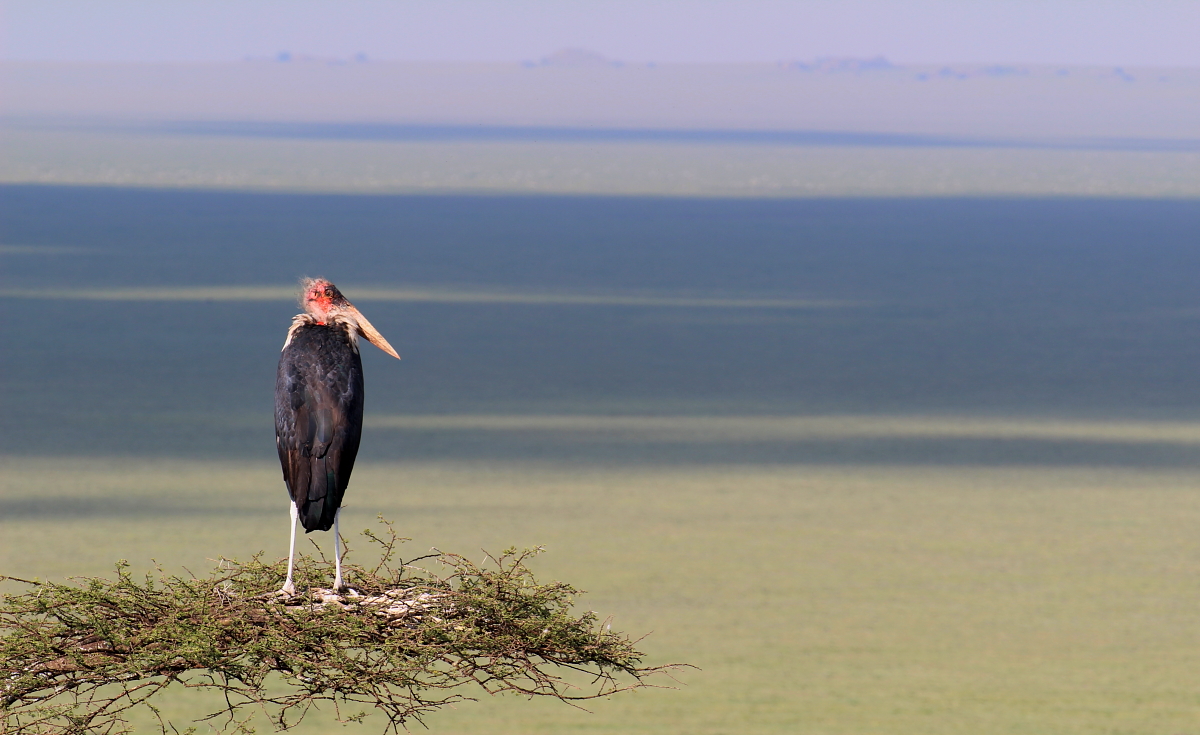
[1,0,1197,66]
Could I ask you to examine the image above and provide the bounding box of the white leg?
[281,502,298,595]
[333,507,344,590]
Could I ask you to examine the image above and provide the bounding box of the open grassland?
[6,189,1200,731]
[4,455,1200,733]
[4,129,1200,198]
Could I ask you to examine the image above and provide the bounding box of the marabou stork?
[275,278,400,595]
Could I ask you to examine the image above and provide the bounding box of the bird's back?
[275,321,365,532]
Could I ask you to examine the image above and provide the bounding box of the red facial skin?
[294,277,401,360]
[302,279,345,325]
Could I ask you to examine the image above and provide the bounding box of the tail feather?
[299,458,339,532]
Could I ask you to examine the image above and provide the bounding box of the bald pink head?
[301,277,348,324]
[298,277,400,359]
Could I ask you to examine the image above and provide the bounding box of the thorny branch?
[0,521,680,734]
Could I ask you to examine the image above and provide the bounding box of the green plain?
[4,100,1200,730]
[5,457,1200,733]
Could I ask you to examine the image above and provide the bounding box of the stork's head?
[302,278,348,322]
[300,277,401,359]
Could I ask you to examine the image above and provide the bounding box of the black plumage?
[273,278,400,595]
[275,321,364,532]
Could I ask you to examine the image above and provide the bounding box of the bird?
[275,278,400,595]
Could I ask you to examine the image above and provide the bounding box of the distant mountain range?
[2,58,1197,141]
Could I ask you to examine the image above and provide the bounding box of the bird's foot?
[278,580,296,597]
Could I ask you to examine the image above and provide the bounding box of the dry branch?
[0,523,677,734]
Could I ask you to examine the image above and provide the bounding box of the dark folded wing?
[275,325,364,532]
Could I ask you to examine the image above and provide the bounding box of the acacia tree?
[0,524,677,734]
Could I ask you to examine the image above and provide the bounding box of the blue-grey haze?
[4,186,1200,467]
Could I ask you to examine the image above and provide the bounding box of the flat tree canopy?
[0,523,676,734]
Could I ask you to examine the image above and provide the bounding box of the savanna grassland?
[4,61,1200,733]
[6,457,1200,734]
[6,188,1200,734]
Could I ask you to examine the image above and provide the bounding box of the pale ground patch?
[0,283,859,310]
[4,456,1200,733]
[362,413,1200,446]
[4,129,1200,198]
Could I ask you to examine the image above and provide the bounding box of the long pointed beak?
[348,305,401,359]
